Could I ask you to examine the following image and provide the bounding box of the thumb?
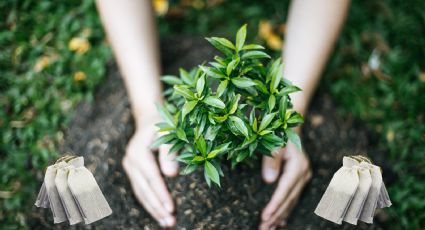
[262,149,283,183]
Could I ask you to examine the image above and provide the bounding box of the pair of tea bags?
[314,155,392,225]
[35,155,112,225]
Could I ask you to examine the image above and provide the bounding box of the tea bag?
[377,182,392,208]
[35,182,49,208]
[343,165,372,225]
[44,161,68,223]
[67,166,112,224]
[314,166,359,224]
[358,162,382,224]
[55,157,84,225]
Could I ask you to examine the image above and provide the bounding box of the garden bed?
[29,37,392,229]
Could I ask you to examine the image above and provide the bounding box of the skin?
[96,0,350,228]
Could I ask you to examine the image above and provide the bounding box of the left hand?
[259,133,312,229]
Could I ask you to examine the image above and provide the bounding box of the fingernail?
[159,219,166,227]
[165,216,175,226]
[164,202,174,213]
[264,168,277,182]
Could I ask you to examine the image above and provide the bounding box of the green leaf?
[207,151,218,159]
[279,95,288,120]
[205,37,234,56]
[180,164,198,175]
[196,136,207,156]
[203,96,226,109]
[182,100,198,121]
[259,129,273,136]
[176,128,188,142]
[229,94,241,114]
[155,122,175,132]
[287,113,304,124]
[242,51,271,59]
[205,161,220,186]
[204,167,212,187]
[205,125,221,141]
[150,133,176,149]
[174,152,194,163]
[216,79,229,97]
[268,94,276,111]
[259,112,276,132]
[236,24,247,51]
[270,63,283,92]
[278,85,301,95]
[199,65,226,79]
[253,80,268,94]
[231,77,257,88]
[226,57,240,76]
[169,141,185,154]
[192,156,205,163]
[161,75,183,85]
[207,37,235,50]
[174,85,195,100]
[236,151,249,162]
[196,74,206,95]
[229,116,249,138]
[267,58,281,83]
[155,103,174,127]
[242,44,265,50]
[179,68,194,86]
[286,129,302,150]
[211,142,231,155]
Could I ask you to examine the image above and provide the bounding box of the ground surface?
[29,38,392,229]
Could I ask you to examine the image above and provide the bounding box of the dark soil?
[29,37,392,229]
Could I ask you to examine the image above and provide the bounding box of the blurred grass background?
[0,0,424,229]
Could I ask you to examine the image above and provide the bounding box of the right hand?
[122,116,179,228]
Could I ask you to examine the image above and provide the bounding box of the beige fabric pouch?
[44,161,68,223]
[314,166,359,224]
[55,157,84,225]
[67,166,112,224]
[358,162,382,224]
[343,165,372,225]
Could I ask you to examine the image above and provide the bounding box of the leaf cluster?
[153,25,303,187]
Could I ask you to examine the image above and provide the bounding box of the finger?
[258,221,275,230]
[261,159,300,222]
[262,149,283,183]
[139,152,175,214]
[269,176,306,226]
[128,157,176,227]
[123,157,170,227]
[159,144,179,177]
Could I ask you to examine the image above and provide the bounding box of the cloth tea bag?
[35,182,49,208]
[67,166,112,224]
[343,156,391,209]
[377,182,392,208]
[358,162,382,224]
[343,166,372,225]
[314,166,359,224]
[55,166,83,225]
[55,157,84,225]
[44,161,68,223]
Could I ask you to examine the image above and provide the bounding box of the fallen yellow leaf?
[419,72,425,82]
[259,20,272,39]
[73,71,87,81]
[152,0,169,16]
[69,37,90,54]
[266,33,283,51]
[34,56,51,72]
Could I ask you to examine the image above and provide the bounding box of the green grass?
[1,0,423,229]
[0,0,111,227]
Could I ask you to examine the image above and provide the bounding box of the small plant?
[152,25,303,187]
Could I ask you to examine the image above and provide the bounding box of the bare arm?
[260,0,350,229]
[284,0,351,115]
[96,0,177,228]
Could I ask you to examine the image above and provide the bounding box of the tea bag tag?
[314,166,359,224]
[67,166,112,224]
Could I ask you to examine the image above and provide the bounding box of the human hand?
[259,130,312,229]
[122,116,179,228]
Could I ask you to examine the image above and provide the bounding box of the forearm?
[283,0,350,115]
[96,0,162,125]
